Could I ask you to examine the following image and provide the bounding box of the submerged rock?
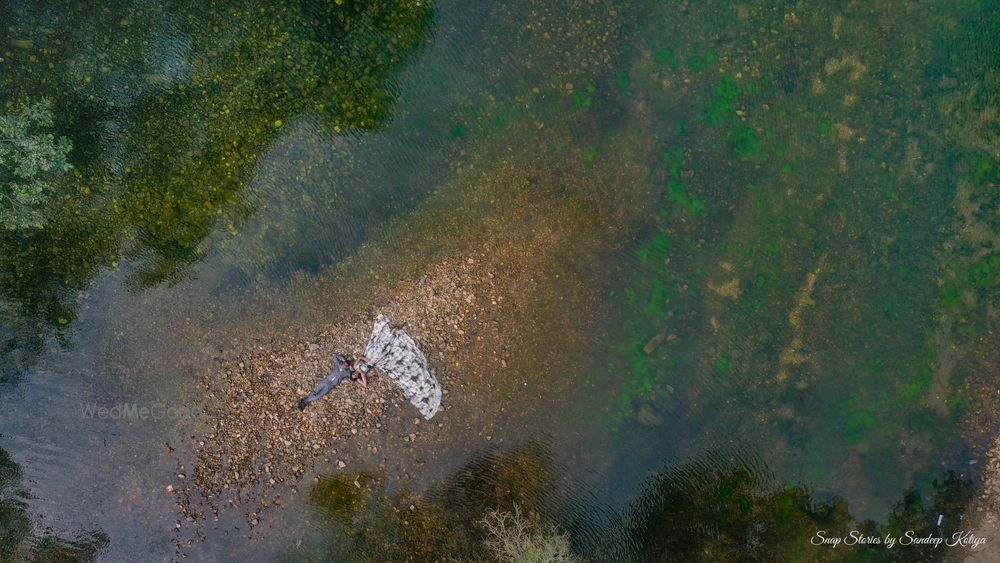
[643,333,666,355]
[636,403,664,427]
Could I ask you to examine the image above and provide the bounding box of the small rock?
[636,403,664,427]
[166,485,174,493]
[337,460,346,468]
[643,334,666,355]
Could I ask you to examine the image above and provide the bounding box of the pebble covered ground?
[182,255,496,522]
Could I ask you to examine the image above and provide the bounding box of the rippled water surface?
[1,0,999,560]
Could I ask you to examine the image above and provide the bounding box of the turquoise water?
[1,0,999,560]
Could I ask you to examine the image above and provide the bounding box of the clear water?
[1,0,998,560]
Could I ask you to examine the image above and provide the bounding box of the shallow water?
[1,0,999,560]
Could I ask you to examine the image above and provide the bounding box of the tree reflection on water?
[300,442,975,562]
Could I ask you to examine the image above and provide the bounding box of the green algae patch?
[840,404,878,446]
[902,348,937,401]
[643,276,669,318]
[729,122,763,159]
[665,180,707,215]
[968,254,1000,292]
[713,356,730,377]
[659,148,707,215]
[633,232,669,264]
[653,48,677,67]
[310,473,378,526]
[704,76,740,126]
[971,153,997,183]
[614,71,631,92]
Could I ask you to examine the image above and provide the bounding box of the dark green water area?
[1,0,1000,560]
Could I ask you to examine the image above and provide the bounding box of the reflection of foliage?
[480,505,578,563]
[0,445,108,561]
[301,446,977,561]
[621,452,974,562]
[303,442,587,561]
[620,451,853,562]
[0,0,434,376]
[0,99,72,230]
[882,471,976,562]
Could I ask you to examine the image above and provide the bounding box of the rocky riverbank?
[179,252,505,525]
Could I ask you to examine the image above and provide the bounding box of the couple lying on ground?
[296,353,373,411]
[296,315,443,420]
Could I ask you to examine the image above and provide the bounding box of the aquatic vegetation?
[713,356,729,376]
[665,179,707,215]
[608,228,681,422]
[659,147,707,216]
[704,76,740,126]
[729,121,762,159]
[310,473,377,528]
[903,347,937,401]
[587,0,997,519]
[633,232,669,264]
[653,48,677,67]
[613,71,630,94]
